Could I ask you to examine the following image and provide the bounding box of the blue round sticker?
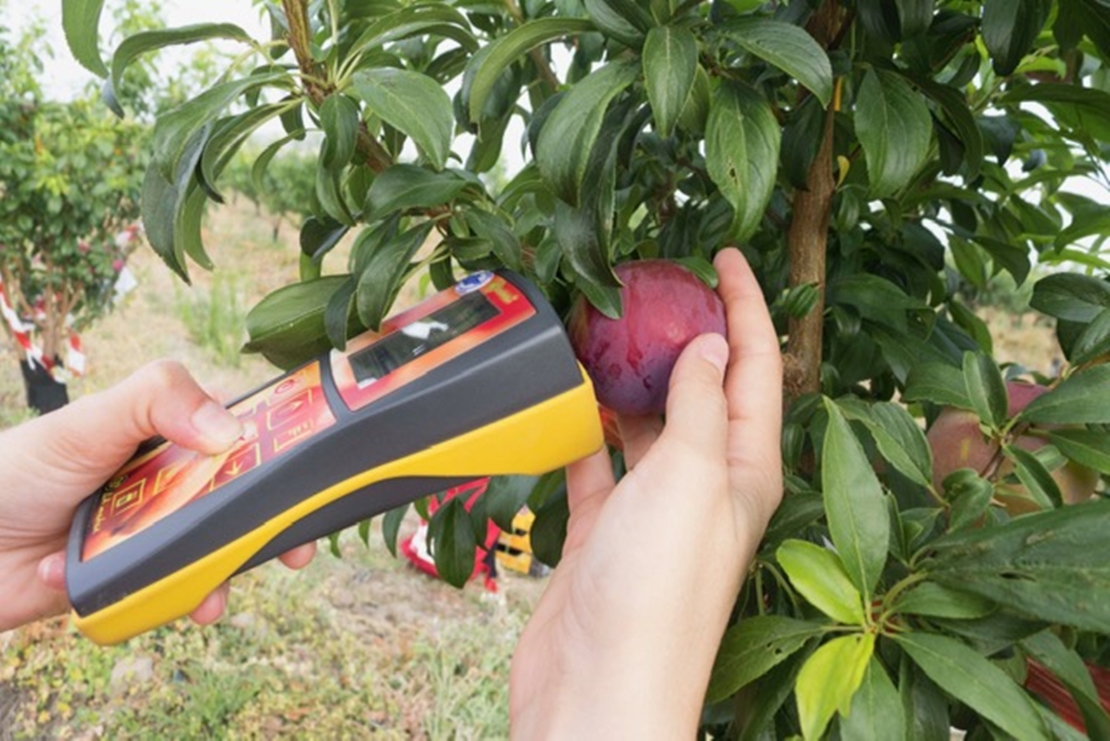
[455,271,494,294]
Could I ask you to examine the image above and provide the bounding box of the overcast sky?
[8,1,269,100]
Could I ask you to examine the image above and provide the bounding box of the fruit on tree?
[568,260,727,416]
[927,381,1099,512]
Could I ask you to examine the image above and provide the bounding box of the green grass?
[174,271,249,369]
[1,530,530,740]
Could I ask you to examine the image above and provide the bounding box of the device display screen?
[348,291,499,384]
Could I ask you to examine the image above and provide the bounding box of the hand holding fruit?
[509,249,783,739]
[568,259,727,417]
[0,361,316,633]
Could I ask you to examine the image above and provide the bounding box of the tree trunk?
[20,358,68,414]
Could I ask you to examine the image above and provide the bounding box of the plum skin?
[568,260,727,416]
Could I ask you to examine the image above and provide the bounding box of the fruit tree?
[65,0,1110,737]
[0,20,148,413]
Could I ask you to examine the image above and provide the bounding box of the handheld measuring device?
[65,270,603,645]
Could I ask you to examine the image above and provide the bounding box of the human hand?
[0,360,316,633]
[509,248,783,739]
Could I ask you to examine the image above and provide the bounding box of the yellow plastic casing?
[72,368,603,645]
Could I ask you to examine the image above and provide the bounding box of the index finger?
[713,248,783,476]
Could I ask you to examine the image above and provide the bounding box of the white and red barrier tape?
[0,274,84,381]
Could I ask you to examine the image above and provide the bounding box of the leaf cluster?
[0,21,148,354]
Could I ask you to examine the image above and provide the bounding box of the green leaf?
[429,497,478,588]
[198,103,292,203]
[583,0,649,45]
[705,81,782,241]
[827,274,927,334]
[899,655,951,741]
[575,276,623,320]
[894,632,1049,740]
[467,210,522,272]
[902,362,972,410]
[346,4,476,59]
[483,476,537,532]
[982,0,1051,76]
[856,0,901,45]
[141,124,212,282]
[839,657,906,741]
[944,470,995,531]
[643,26,698,138]
[351,68,453,170]
[717,18,833,107]
[821,399,891,599]
[854,68,932,197]
[315,150,355,226]
[1031,273,1110,323]
[896,0,933,38]
[536,60,639,206]
[106,24,251,116]
[973,235,1031,285]
[1006,444,1063,509]
[529,483,569,567]
[354,221,435,330]
[173,178,214,278]
[949,300,993,354]
[782,94,825,189]
[152,71,289,183]
[842,401,933,488]
[912,76,984,181]
[323,275,358,349]
[1020,366,1110,425]
[795,634,875,741]
[466,18,595,123]
[962,352,1007,430]
[707,616,824,704]
[243,276,349,369]
[365,165,469,217]
[736,645,814,741]
[895,582,996,619]
[677,63,711,135]
[319,94,360,171]
[1048,429,1110,474]
[300,217,349,262]
[777,539,866,625]
[62,0,107,76]
[926,500,1110,632]
[382,504,407,558]
[1002,83,1110,145]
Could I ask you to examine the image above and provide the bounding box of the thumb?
[658,333,730,454]
[28,360,242,477]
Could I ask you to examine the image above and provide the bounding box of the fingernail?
[699,333,729,374]
[191,400,242,449]
[38,553,65,589]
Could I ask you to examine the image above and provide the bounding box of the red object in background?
[1025,659,1110,733]
[400,479,500,592]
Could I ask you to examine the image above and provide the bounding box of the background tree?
[65,0,1110,736]
[0,20,148,413]
[222,144,319,241]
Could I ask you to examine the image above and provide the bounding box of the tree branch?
[281,0,393,173]
[783,1,840,402]
[503,0,560,94]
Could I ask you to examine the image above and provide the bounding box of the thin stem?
[502,0,560,93]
